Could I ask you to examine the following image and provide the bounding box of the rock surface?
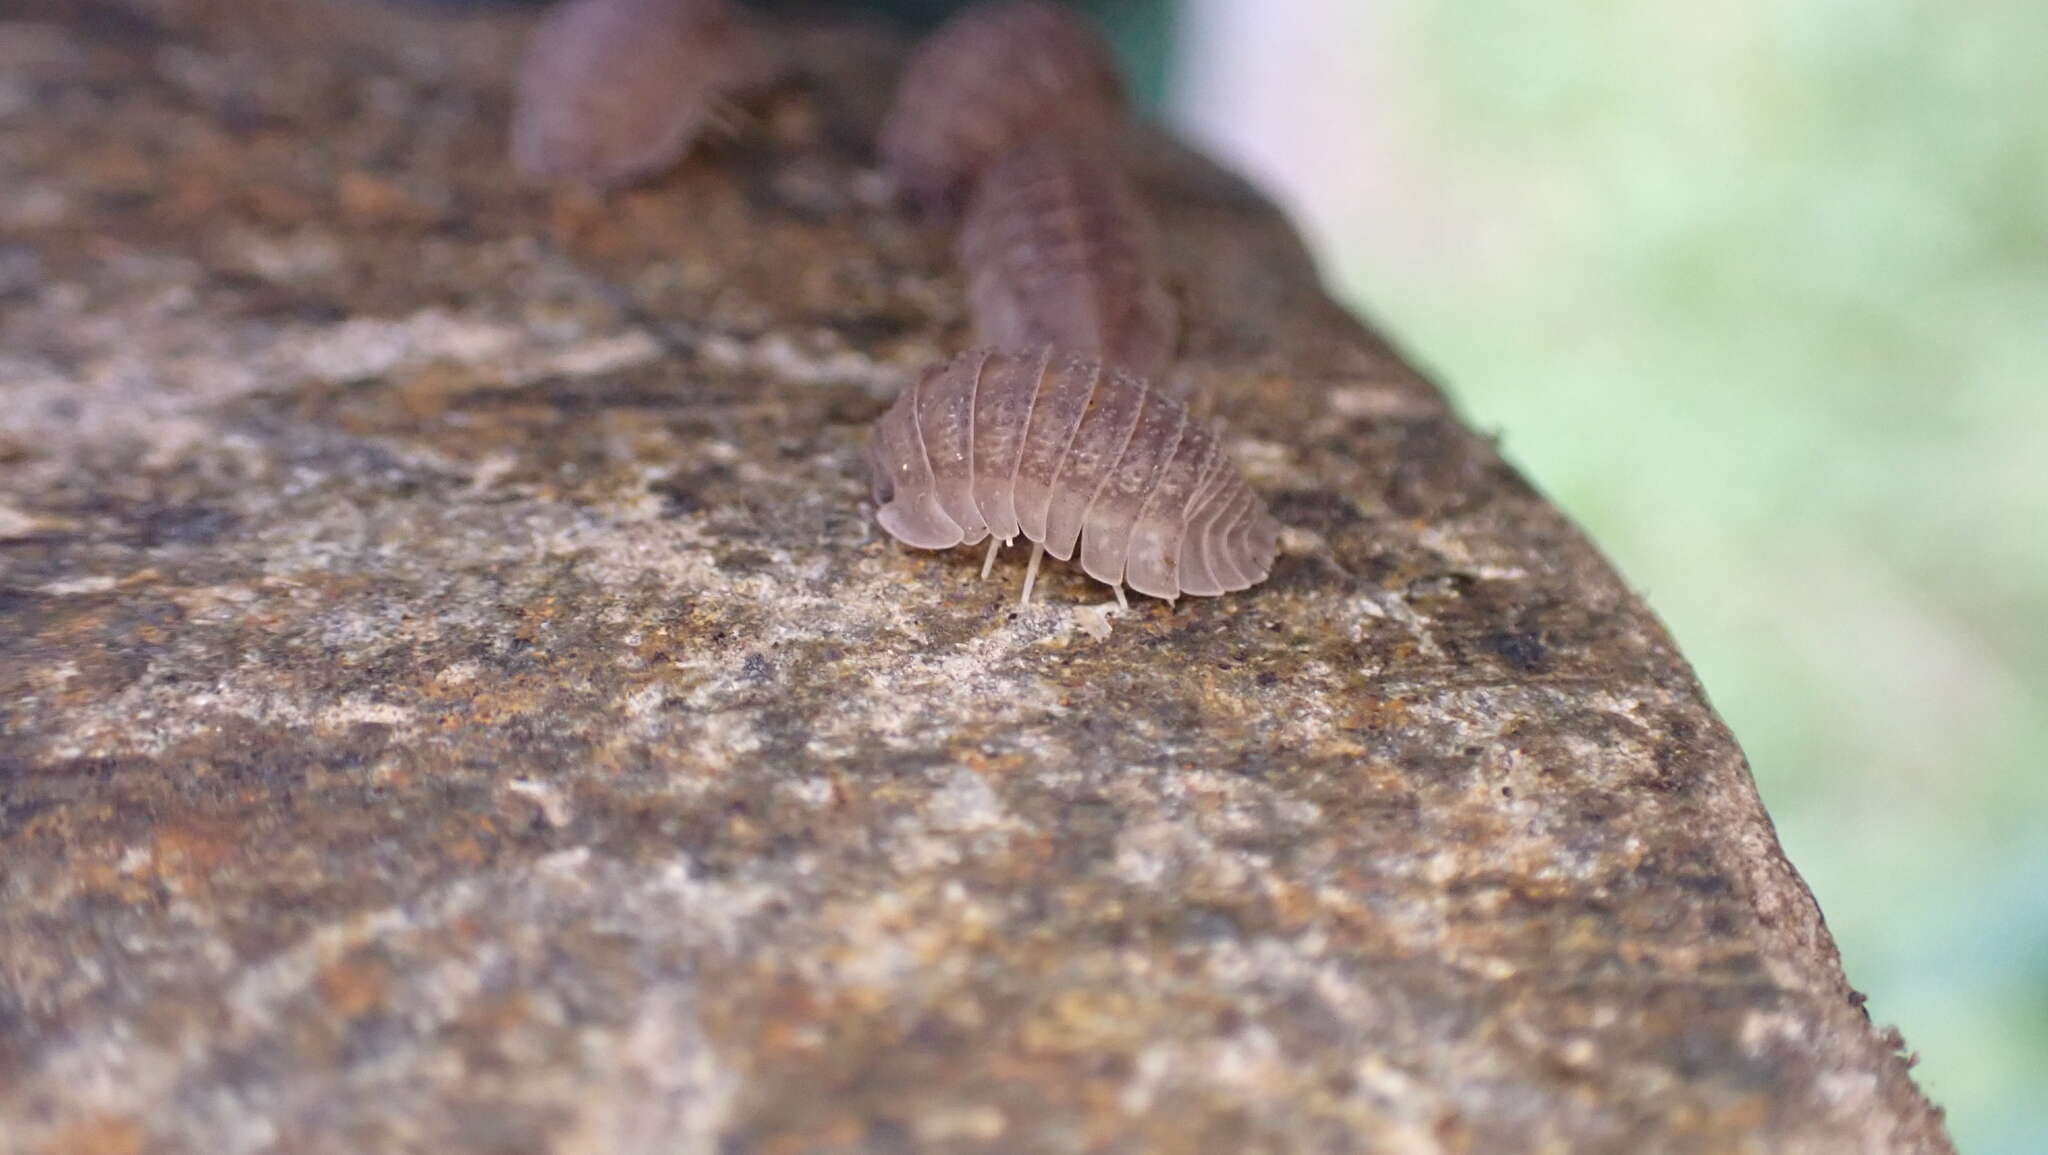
[0,2,1951,1152]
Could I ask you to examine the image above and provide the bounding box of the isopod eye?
[868,441,897,505]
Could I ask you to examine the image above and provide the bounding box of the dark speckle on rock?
[1401,572,1473,601]
[1267,488,1363,532]
[1487,629,1549,673]
[132,503,238,548]
[811,308,919,350]
[717,547,773,574]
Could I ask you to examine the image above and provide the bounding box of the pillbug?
[878,0,1126,212]
[868,347,1280,605]
[511,0,747,191]
[957,135,1177,379]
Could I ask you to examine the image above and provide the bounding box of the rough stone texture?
[0,2,1952,1153]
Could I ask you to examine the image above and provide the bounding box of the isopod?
[957,135,1177,379]
[510,0,747,191]
[878,0,1126,211]
[867,348,1281,604]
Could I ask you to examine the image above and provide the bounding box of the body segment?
[958,136,1178,379]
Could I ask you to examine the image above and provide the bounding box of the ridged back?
[869,349,1281,601]
[958,137,1178,379]
[511,0,741,190]
[878,1,1126,211]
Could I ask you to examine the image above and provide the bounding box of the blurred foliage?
[1308,3,2045,1152]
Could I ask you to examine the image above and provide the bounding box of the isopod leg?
[1113,584,1128,611]
[1020,541,1045,606]
[981,537,1001,579]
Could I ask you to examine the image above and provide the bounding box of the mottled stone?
[0,2,1950,1153]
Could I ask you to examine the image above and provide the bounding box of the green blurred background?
[1163,2,2047,1152]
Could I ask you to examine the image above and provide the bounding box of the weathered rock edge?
[0,2,1951,1153]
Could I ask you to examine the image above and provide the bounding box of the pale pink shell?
[868,348,1280,601]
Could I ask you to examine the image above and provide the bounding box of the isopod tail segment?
[867,347,1281,606]
[877,0,1128,213]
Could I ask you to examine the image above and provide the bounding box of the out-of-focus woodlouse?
[957,135,1177,380]
[510,0,748,191]
[868,347,1280,605]
[878,0,1126,212]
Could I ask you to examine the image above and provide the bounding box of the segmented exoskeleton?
[868,348,1280,604]
[957,136,1177,379]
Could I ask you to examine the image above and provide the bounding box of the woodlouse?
[868,348,1281,604]
[957,135,1177,379]
[878,0,1126,211]
[510,0,747,191]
